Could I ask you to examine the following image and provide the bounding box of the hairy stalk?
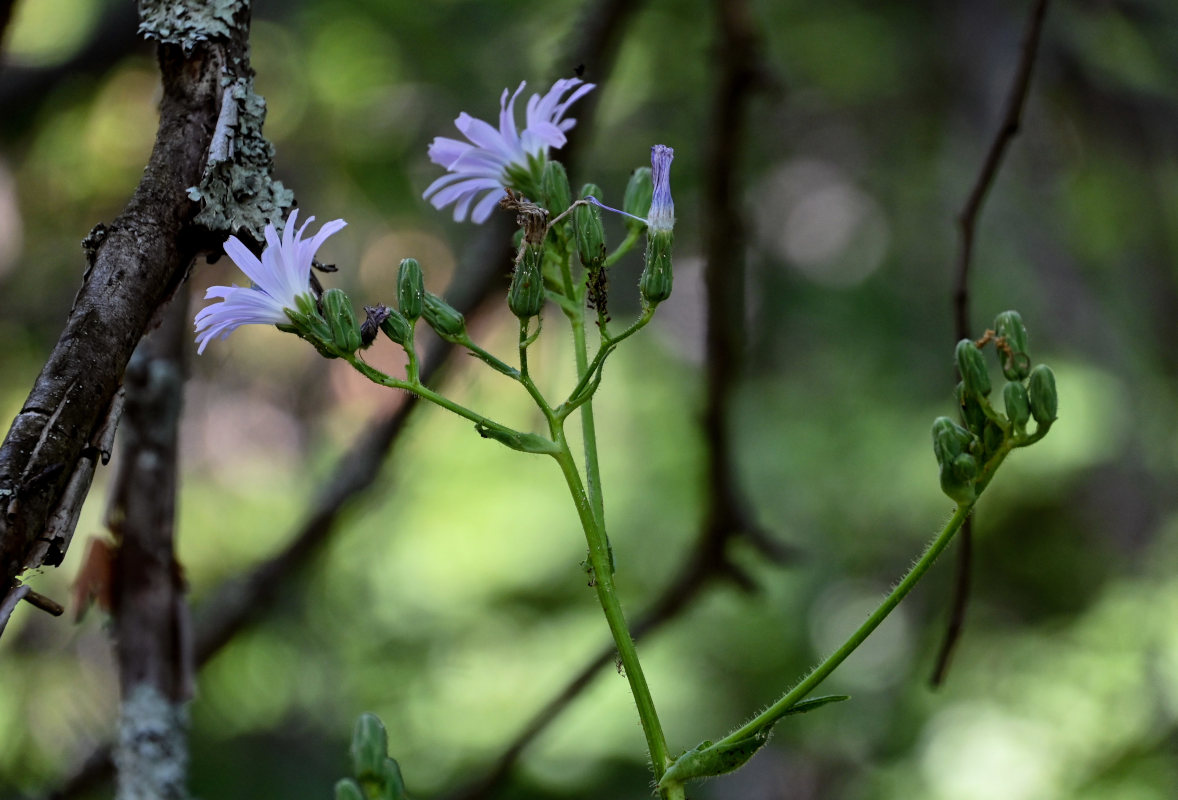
[716,499,978,746]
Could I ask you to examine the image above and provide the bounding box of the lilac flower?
[194,209,347,354]
[423,77,595,223]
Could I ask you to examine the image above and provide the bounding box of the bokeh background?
[3,0,1178,798]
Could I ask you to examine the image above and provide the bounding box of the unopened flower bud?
[623,167,653,235]
[334,779,364,800]
[640,228,673,305]
[982,418,1004,456]
[1003,381,1031,428]
[397,258,424,320]
[994,310,1031,380]
[422,292,466,340]
[541,161,572,216]
[1028,364,1057,425]
[956,381,986,435]
[322,288,362,354]
[932,416,973,466]
[379,306,414,346]
[350,713,389,781]
[956,339,991,397]
[509,244,545,319]
[575,183,607,268]
[379,758,408,800]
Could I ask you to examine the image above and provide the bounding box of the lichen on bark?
[188,77,294,241]
[137,0,239,52]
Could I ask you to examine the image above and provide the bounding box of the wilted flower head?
[423,77,595,223]
[194,209,347,354]
[647,144,675,233]
[583,144,675,232]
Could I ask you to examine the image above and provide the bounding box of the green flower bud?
[541,161,572,216]
[623,167,653,235]
[1028,364,1057,425]
[378,758,408,800]
[951,453,979,483]
[931,416,972,465]
[956,339,991,397]
[397,258,424,321]
[574,183,607,269]
[1003,381,1030,428]
[322,288,362,355]
[640,229,674,305]
[350,713,389,781]
[994,310,1031,380]
[509,244,545,319]
[422,292,466,340]
[334,779,365,800]
[379,306,414,346]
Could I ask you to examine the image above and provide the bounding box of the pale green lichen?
[190,78,295,243]
[138,0,240,53]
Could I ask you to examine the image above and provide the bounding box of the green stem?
[718,500,978,745]
[345,356,530,444]
[551,434,672,780]
[557,309,654,420]
[603,228,642,268]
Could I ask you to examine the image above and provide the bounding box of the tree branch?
[109,297,191,800]
[0,0,289,610]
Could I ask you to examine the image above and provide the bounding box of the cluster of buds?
[335,713,407,800]
[932,310,1057,504]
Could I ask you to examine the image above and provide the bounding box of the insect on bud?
[1028,364,1057,425]
[422,292,466,340]
[360,305,390,348]
[956,339,991,397]
[397,258,424,321]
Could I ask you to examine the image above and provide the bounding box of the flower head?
[423,77,595,223]
[194,209,347,354]
[647,145,675,233]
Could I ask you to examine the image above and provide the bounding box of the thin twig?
[935,0,1050,687]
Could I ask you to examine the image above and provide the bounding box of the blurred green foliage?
[4,0,1178,798]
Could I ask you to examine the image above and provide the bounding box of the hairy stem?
[718,497,984,746]
[550,434,671,783]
